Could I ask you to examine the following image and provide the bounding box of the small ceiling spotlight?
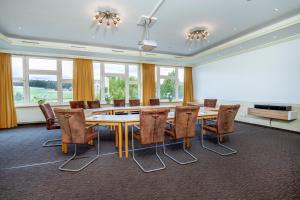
[93,11,121,28]
[186,27,210,41]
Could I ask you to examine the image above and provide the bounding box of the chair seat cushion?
[165,125,176,139]
[47,122,60,130]
[203,124,217,133]
[133,131,142,143]
[114,112,128,115]
[84,130,98,143]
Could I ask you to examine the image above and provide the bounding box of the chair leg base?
[59,130,100,172]
[42,139,61,147]
[59,153,99,172]
[163,143,198,165]
[132,148,166,173]
[131,127,166,173]
[201,133,237,156]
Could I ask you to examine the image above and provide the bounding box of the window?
[11,56,74,105]
[93,62,101,100]
[128,65,139,99]
[93,62,140,102]
[61,60,73,102]
[12,56,25,104]
[29,58,56,71]
[156,66,184,101]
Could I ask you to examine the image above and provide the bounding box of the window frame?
[93,61,140,103]
[12,55,73,106]
[156,65,184,102]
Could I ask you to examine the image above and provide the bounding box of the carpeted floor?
[0,123,299,200]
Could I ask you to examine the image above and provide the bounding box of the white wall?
[193,38,300,132]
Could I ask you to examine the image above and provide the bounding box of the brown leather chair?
[113,99,126,115]
[129,99,140,106]
[164,105,200,164]
[204,99,217,108]
[87,100,101,109]
[149,98,160,106]
[131,108,169,173]
[201,104,240,156]
[54,108,100,172]
[39,103,61,147]
[113,99,125,107]
[129,99,141,114]
[69,100,85,109]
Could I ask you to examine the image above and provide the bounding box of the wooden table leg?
[186,138,191,148]
[118,123,122,158]
[125,122,128,158]
[218,135,224,143]
[62,143,68,154]
[115,125,119,147]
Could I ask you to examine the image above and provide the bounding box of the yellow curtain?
[73,58,94,101]
[141,63,155,106]
[0,53,17,128]
[183,66,194,104]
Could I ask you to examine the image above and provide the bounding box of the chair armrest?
[133,125,140,130]
[85,124,98,130]
[46,118,57,123]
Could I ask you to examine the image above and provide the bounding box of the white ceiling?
[0,0,300,65]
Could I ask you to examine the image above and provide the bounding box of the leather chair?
[129,99,141,114]
[87,100,101,109]
[129,99,140,106]
[201,104,240,156]
[39,103,61,147]
[131,108,169,173]
[54,108,100,172]
[164,105,200,165]
[204,99,217,108]
[149,98,160,106]
[113,99,126,115]
[69,100,85,109]
[113,99,125,107]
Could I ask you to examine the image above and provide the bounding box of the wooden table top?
[85,104,176,115]
[86,110,218,123]
[85,105,218,116]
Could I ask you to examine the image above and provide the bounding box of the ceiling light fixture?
[93,11,121,28]
[186,27,210,41]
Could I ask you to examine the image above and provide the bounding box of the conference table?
[85,105,218,159]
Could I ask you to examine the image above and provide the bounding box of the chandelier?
[186,27,210,40]
[93,11,121,27]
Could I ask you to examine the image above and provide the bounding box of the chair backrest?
[87,100,101,109]
[69,100,85,109]
[113,99,125,107]
[139,108,169,144]
[204,99,217,108]
[129,99,140,106]
[39,103,56,130]
[54,108,86,144]
[174,105,200,139]
[217,105,240,134]
[149,98,160,106]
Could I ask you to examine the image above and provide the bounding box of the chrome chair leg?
[59,128,100,172]
[163,139,198,165]
[201,131,237,156]
[131,126,166,173]
[42,139,61,147]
